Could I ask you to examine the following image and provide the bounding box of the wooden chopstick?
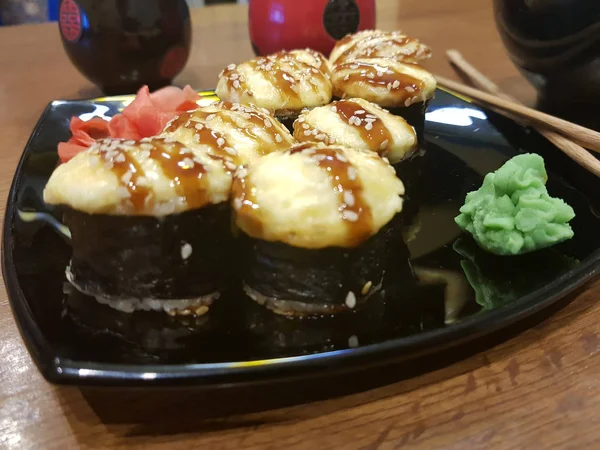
[445,49,600,177]
[434,73,600,154]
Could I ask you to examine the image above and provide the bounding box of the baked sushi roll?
[163,100,294,168]
[232,142,405,317]
[215,49,332,128]
[44,137,235,316]
[293,98,417,165]
[330,57,436,139]
[329,29,432,65]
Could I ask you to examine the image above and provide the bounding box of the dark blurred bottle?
[59,0,191,95]
[493,0,600,129]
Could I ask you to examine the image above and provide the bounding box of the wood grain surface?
[1,1,599,449]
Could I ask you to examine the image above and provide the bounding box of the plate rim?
[4,90,600,387]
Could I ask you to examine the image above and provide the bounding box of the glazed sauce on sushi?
[231,168,264,237]
[336,61,424,100]
[290,145,373,246]
[165,103,289,158]
[222,53,329,100]
[150,140,210,210]
[99,139,215,213]
[333,101,393,154]
[106,146,154,212]
[337,35,429,64]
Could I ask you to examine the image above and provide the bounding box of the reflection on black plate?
[3,90,600,387]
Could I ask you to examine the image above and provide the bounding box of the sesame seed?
[236,167,248,179]
[225,147,238,155]
[264,119,273,128]
[233,197,242,210]
[216,137,225,147]
[343,210,359,222]
[367,73,375,79]
[116,186,130,198]
[275,134,283,143]
[124,140,136,146]
[404,98,412,107]
[330,105,338,112]
[386,82,393,92]
[345,291,357,308]
[405,86,415,93]
[330,137,336,144]
[114,153,126,163]
[343,74,350,81]
[181,243,193,260]
[343,191,355,207]
[361,281,373,295]
[311,129,318,136]
[206,114,216,121]
[195,123,204,131]
[233,80,241,89]
[121,171,132,184]
[225,161,238,171]
[354,109,365,115]
[230,73,239,80]
[302,124,310,130]
[227,64,236,70]
[335,152,347,162]
[348,335,359,348]
[365,122,373,131]
[313,154,327,162]
[380,139,389,150]
[392,80,400,89]
[315,133,326,141]
[347,166,357,180]
[366,114,377,119]
[303,130,312,136]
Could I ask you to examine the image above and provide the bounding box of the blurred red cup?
[249,0,376,57]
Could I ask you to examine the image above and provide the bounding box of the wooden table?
[1,1,599,448]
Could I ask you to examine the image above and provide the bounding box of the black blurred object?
[493,0,600,130]
[58,0,191,95]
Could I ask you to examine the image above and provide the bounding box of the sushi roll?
[232,142,405,317]
[330,57,436,140]
[329,29,432,65]
[44,137,234,316]
[163,100,294,167]
[215,49,332,129]
[292,97,417,165]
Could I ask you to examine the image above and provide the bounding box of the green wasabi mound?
[455,153,575,255]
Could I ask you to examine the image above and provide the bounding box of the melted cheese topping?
[215,50,333,114]
[331,57,436,107]
[232,143,404,249]
[163,101,295,167]
[330,30,432,65]
[293,98,417,164]
[44,138,232,216]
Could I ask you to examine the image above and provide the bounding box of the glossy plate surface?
[4,90,600,386]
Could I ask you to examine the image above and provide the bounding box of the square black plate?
[4,89,600,387]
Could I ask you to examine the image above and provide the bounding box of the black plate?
[4,90,600,387]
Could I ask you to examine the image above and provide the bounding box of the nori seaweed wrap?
[231,143,406,317]
[44,137,235,315]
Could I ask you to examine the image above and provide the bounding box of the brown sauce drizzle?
[167,102,290,161]
[335,60,425,100]
[232,169,264,237]
[290,146,373,246]
[101,139,212,214]
[106,146,153,212]
[338,35,428,64]
[334,100,393,155]
[246,52,329,102]
[149,140,209,210]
